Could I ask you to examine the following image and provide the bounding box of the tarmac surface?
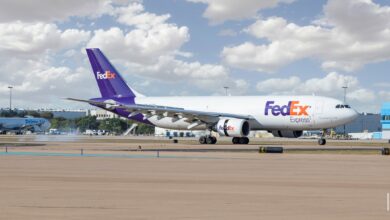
[0,135,389,219]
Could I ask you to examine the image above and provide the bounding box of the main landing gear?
[198,136,250,145]
[232,137,249,145]
[318,129,327,145]
[199,135,217,144]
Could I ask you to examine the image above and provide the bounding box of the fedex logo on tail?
[265,101,309,116]
[97,70,116,80]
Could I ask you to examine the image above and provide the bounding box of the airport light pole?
[224,86,229,96]
[342,86,348,104]
[8,86,13,112]
[342,85,348,137]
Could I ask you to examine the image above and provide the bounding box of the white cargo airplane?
[68,48,359,145]
[0,117,51,134]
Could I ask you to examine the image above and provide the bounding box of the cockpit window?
[335,104,351,109]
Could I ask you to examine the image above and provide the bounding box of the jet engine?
[216,118,250,137]
[271,130,303,138]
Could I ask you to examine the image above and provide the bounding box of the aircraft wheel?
[239,137,249,144]
[206,136,216,144]
[232,137,240,144]
[199,136,207,144]
[211,136,217,144]
[318,138,326,145]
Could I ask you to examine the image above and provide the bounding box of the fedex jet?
[68,48,359,145]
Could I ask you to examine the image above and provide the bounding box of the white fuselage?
[134,95,358,131]
[0,118,51,132]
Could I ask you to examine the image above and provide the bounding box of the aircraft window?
[336,104,351,109]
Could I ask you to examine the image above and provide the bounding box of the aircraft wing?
[67,98,254,128]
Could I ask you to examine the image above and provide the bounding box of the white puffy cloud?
[257,72,358,96]
[320,0,390,40]
[301,72,358,95]
[0,20,95,108]
[0,0,247,109]
[223,0,390,72]
[87,2,190,64]
[122,54,248,94]
[0,9,97,108]
[0,0,131,22]
[347,89,376,103]
[129,55,228,79]
[87,26,189,64]
[114,2,171,29]
[0,21,90,57]
[256,72,380,112]
[0,57,97,108]
[87,3,245,95]
[187,0,294,24]
[256,76,300,92]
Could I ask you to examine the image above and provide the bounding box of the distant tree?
[25,110,40,117]
[50,117,70,130]
[75,116,99,132]
[99,118,128,134]
[16,111,26,117]
[39,112,54,119]
[135,123,155,135]
[125,119,154,135]
[0,110,18,117]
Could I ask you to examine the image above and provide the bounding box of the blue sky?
[0,0,389,112]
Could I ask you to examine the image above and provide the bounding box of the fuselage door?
[315,101,324,114]
[313,101,324,126]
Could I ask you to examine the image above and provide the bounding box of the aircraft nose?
[43,120,51,130]
[349,108,359,121]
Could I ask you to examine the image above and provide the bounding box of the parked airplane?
[68,48,359,145]
[0,117,51,134]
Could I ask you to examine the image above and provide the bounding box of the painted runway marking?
[0,151,220,160]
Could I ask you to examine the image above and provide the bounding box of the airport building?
[47,109,124,120]
[380,103,390,139]
[1,108,88,120]
[87,109,120,120]
[45,109,87,119]
[334,113,381,133]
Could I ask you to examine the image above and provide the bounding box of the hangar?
[380,103,390,139]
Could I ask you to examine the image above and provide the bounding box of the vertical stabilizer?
[86,48,135,98]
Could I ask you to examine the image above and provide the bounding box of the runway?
[0,135,389,219]
[0,151,223,160]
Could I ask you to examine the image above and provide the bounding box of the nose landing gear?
[318,129,327,145]
[318,138,326,145]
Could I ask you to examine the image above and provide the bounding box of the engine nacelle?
[216,118,250,137]
[271,130,303,138]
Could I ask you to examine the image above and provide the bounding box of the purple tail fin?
[86,48,135,98]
